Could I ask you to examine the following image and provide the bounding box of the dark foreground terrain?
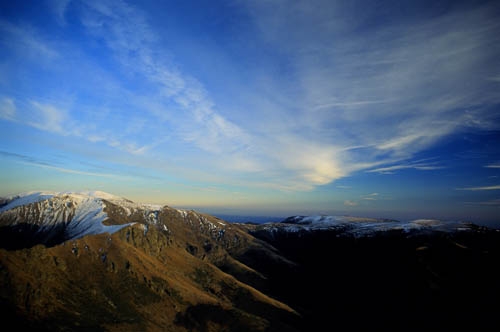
[1,192,499,331]
[246,222,500,331]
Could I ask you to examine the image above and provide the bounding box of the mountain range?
[1,191,500,331]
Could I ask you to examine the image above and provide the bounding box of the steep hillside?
[0,192,299,332]
[242,217,500,331]
[2,192,500,331]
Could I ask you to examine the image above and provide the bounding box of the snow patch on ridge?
[63,196,132,239]
[256,215,476,237]
[0,191,57,213]
[0,191,135,241]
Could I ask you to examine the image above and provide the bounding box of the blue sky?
[1,0,500,223]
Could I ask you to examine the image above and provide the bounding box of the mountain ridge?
[0,191,302,331]
[2,191,500,331]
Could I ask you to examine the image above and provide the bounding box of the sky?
[1,0,500,223]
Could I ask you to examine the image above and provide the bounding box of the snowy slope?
[0,191,137,243]
[253,215,476,237]
[0,191,230,249]
[0,191,57,213]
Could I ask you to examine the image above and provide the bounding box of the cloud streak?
[20,161,121,178]
[1,0,499,194]
[0,97,15,120]
[457,185,500,191]
[362,193,379,201]
[68,0,352,190]
[47,0,71,25]
[485,164,500,169]
[29,101,67,134]
[0,150,122,179]
[366,161,443,174]
[477,199,500,206]
[241,0,500,182]
[464,198,500,206]
[80,0,249,155]
[0,20,59,59]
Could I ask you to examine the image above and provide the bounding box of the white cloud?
[313,99,393,111]
[254,135,347,189]
[80,0,249,156]
[87,0,498,191]
[20,161,120,178]
[29,101,67,134]
[365,193,379,199]
[361,192,380,201]
[239,0,500,185]
[477,199,500,206]
[485,164,500,169]
[3,0,500,193]
[0,97,15,120]
[0,20,58,59]
[464,198,500,206]
[457,185,500,191]
[47,0,71,25]
[344,200,358,207]
[75,0,351,191]
[367,161,443,174]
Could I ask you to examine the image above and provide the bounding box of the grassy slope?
[0,207,300,332]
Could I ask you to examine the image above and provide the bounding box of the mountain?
[0,191,136,249]
[245,215,500,331]
[0,192,299,331]
[255,214,478,236]
[1,191,500,331]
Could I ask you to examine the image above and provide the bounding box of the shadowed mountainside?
[1,192,500,331]
[0,192,299,332]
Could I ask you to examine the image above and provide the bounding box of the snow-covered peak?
[58,190,134,205]
[262,215,477,237]
[82,190,123,200]
[0,191,140,213]
[0,191,139,245]
[0,191,57,213]
[283,215,397,226]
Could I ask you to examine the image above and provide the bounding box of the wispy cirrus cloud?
[0,150,122,179]
[464,198,500,206]
[485,164,500,169]
[29,101,67,134]
[66,0,350,191]
[457,185,500,191]
[47,0,71,25]
[362,193,379,201]
[240,0,500,183]
[366,161,443,175]
[477,199,500,206]
[1,94,159,158]
[0,97,75,135]
[0,97,15,120]
[0,1,193,157]
[0,20,58,59]
[1,0,500,194]
[80,0,249,155]
[20,161,121,178]
[0,150,46,165]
